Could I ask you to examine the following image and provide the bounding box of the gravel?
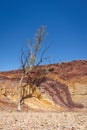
[0,111,87,130]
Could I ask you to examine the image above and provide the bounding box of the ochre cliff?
[0,60,87,112]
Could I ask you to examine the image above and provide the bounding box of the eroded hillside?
[0,60,87,112]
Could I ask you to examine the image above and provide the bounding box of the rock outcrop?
[0,60,87,111]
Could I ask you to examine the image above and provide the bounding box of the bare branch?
[35,46,49,67]
[17,25,49,111]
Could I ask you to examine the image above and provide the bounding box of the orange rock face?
[0,60,87,112]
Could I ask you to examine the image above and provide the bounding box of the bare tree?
[17,26,48,111]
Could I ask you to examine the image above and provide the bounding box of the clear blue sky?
[0,0,87,71]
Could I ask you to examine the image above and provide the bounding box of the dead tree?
[17,26,48,111]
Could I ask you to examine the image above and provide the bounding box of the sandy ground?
[0,111,87,130]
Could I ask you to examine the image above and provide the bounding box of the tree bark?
[17,76,24,111]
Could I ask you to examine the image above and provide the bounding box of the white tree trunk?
[17,76,24,111]
[17,67,33,111]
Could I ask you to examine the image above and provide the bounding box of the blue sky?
[0,0,87,71]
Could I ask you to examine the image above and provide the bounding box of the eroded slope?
[0,60,87,111]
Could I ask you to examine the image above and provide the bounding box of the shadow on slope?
[35,77,84,109]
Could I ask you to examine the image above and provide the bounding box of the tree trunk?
[17,76,24,111]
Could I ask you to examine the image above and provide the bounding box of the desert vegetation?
[17,25,49,111]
